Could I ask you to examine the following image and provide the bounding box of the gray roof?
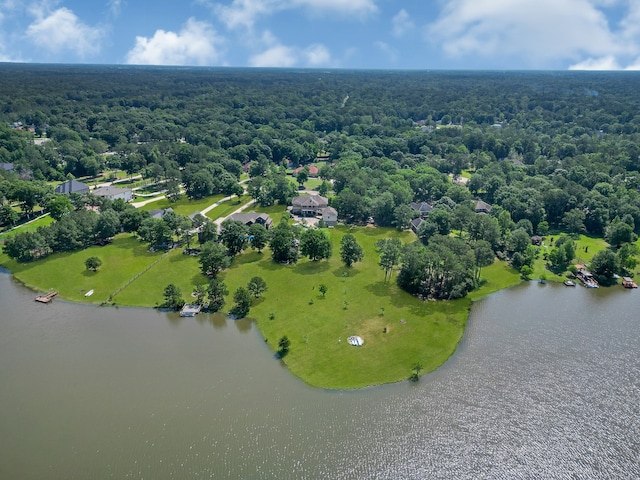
[410,201,433,215]
[292,195,328,207]
[0,162,14,172]
[150,207,173,219]
[92,186,132,197]
[475,200,492,212]
[54,179,90,194]
[229,212,272,226]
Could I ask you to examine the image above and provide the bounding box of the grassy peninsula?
[0,225,522,389]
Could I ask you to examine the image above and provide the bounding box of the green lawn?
[218,226,483,389]
[139,194,226,216]
[0,235,164,304]
[0,214,55,240]
[204,196,252,220]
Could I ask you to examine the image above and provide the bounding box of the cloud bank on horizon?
[1,0,640,70]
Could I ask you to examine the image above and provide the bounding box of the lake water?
[1,269,639,479]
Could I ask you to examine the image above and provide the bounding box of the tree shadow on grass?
[332,266,361,278]
[232,251,263,266]
[81,270,98,278]
[293,261,330,275]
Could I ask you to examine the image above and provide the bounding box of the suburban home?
[475,200,493,214]
[228,212,273,229]
[290,195,329,216]
[410,201,433,218]
[91,186,133,202]
[54,179,90,195]
[411,217,424,234]
[150,207,174,219]
[0,162,14,173]
[293,165,319,177]
[322,206,338,227]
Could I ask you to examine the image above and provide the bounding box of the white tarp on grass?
[347,336,363,346]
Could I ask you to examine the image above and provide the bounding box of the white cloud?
[427,0,629,67]
[126,18,224,66]
[624,57,640,70]
[249,31,331,66]
[303,44,330,66]
[26,7,104,57]
[392,9,414,37]
[108,0,123,16]
[250,44,297,67]
[569,55,621,70]
[211,0,377,30]
[375,41,396,63]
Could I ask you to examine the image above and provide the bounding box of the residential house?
[0,162,14,173]
[411,217,424,234]
[54,179,90,195]
[293,165,319,177]
[410,201,433,218]
[290,195,329,216]
[150,207,174,219]
[475,200,492,214]
[322,206,338,227]
[228,212,273,229]
[92,186,133,202]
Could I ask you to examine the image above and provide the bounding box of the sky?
[1,0,640,70]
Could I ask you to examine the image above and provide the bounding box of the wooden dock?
[35,291,58,303]
[179,304,202,317]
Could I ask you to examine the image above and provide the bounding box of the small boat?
[622,277,638,289]
[84,289,94,297]
[563,280,576,287]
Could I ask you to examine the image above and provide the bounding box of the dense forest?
[1,65,640,298]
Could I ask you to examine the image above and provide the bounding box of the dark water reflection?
[1,271,638,479]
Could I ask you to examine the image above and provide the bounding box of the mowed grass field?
[0,224,523,389]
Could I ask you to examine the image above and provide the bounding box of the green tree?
[199,241,231,277]
[206,278,228,312]
[247,276,268,298]
[339,233,364,267]
[163,284,184,311]
[319,284,328,297]
[270,221,298,263]
[231,286,251,318]
[562,208,586,234]
[219,219,248,256]
[0,204,19,227]
[473,240,494,285]
[248,223,269,253]
[590,249,619,282]
[377,237,403,282]
[300,228,332,261]
[605,219,636,248]
[48,195,74,220]
[85,256,102,271]
[278,335,291,357]
[95,209,121,242]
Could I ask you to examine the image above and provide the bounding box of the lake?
[1,269,638,479]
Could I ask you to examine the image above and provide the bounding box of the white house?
[321,206,338,227]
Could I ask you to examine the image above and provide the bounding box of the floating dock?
[179,304,202,317]
[35,291,58,303]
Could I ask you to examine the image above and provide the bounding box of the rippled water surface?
[1,271,638,479]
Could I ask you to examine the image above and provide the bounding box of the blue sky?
[1,0,640,70]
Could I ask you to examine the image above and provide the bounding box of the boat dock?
[575,265,599,288]
[179,304,202,317]
[35,291,58,303]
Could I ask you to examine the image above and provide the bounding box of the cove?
[1,269,638,479]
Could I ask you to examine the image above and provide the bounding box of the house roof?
[292,195,328,207]
[411,217,424,231]
[54,179,89,194]
[0,162,14,172]
[150,207,173,219]
[92,186,132,197]
[293,165,319,176]
[229,212,272,225]
[475,199,492,212]
[410,201,433,214]
[322,206,337,216]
